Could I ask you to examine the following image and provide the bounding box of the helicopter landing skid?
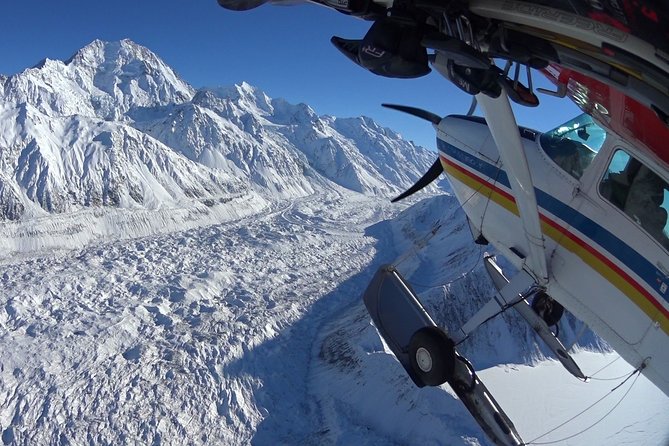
[362,265,524,446]
[449,352,524,446]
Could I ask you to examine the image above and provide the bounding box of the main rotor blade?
[391,158,443,203]
[382,104,442,125]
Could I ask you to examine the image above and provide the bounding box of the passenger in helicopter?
[600,155,669,249]
[599,157,640,209]
[623,165,669,248]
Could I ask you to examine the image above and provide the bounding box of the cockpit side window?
[599,149,669,250]
[539,114,606,179]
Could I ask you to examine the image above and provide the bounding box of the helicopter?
[217,0,669,444]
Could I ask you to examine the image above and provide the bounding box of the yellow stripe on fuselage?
[441,155,669,335]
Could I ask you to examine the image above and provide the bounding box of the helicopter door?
[537,116,658,346]
[599,150,669,251]
[567,145,669,347]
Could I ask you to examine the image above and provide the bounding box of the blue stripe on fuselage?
[437,138,669,305]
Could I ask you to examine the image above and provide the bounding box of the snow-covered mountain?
[1,39,666,446]
[0,39,435,221]
[1,39,194,120]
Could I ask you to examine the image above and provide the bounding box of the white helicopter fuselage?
[437,115,669,395]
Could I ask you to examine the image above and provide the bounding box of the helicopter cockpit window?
[539,113,606,179]
[599,150,669,249]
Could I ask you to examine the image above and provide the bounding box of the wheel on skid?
[531,291,564,327]
[408,326,455,387]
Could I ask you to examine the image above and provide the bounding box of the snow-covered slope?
[0,39,435,223]
[0,103,243,218]
[0,191,666,446]
[1,39,666,446]
[135,82,435,197]
[309,194,668,446]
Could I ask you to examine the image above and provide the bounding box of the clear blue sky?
[0,0,580,149]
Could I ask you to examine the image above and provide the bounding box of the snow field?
[0,192,400,445]
[0,188,666,446]
[307,193,669,445]
[480,351,669,445]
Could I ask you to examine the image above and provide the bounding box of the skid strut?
[482,255,586,380]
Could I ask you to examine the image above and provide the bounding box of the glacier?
[0,39,435,223]
[0,39,667,446]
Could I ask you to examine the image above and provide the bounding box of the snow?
[0,190,666,445]
[0,39,435,221]
[480,351,669,445]
[0,39,667,446]
[0,192,398,445]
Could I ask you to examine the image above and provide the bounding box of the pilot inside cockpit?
[539,114,605,180]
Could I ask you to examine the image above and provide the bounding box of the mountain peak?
[238,80,257,94]
[63,39,195,113]
[67,39,161,68]
[223,82,271,103]
[2,39,196,121]
[0,39,436,220]
[196,82,275,116]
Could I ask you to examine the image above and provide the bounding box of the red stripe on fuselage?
[440,153,669,323]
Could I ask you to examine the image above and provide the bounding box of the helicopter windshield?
[539,114,607,179]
